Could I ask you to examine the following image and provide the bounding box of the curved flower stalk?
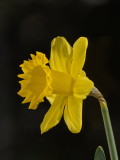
[18,36,94,134]
[90,87,118,160]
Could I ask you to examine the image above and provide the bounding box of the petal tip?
[40,124,47,134]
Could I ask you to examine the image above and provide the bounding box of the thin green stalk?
[90,87,119,160]
[99,101,118,160]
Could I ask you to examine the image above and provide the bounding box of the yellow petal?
[50,36,72,73]
[79,70,86,77]
[71,37,88,78]
[64,96,83,133]
[46,94,56,104]
[40,95,66,134]
[74,75,94,99]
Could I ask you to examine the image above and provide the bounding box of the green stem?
[90,87,119,160]
[99,100,118,160]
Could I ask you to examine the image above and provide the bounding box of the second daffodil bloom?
[18,36,94,134]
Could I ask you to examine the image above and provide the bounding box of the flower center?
[51,70,74,95]
[28,66,47,94]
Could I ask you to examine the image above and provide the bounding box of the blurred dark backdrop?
[0,0,120,160]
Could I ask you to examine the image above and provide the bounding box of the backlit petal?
[46,94,56,104]
[71,37,88,78]
[64,96,83,133]
[74,75,94,99]
[50,36,72,73]
[41,95,66,134]
[79,70,86,77]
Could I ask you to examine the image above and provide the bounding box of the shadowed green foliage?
[94,146,106,160]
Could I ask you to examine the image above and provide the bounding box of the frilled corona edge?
[18,51,52,109]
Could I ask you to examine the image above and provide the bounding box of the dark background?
[0,0,120,160]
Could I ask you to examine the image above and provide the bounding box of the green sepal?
[94,146,106,160]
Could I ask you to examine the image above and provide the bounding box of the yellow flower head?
[18,36,94,134]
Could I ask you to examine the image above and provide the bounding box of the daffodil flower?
[18,36,94,134]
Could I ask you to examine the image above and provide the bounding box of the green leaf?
[94,146,106,160]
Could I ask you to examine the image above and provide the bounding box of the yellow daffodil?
[18,36,94,134]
